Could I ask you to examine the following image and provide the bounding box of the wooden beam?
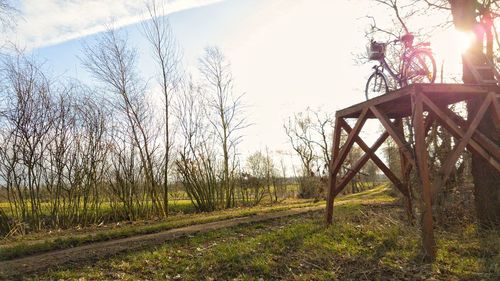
[339,119,409,198]
[332,119,342,161]
[420,83,490,94]
[412,91,436,262]
[436,95,492,187]
[336,84,490,119]
[334,132,388,195]
[490,91,500,129]
[336,86,411,118]
[330,108,368,178]
[439,101,500,161]
[326,117,342,225]
[395,118,414,221]
[370,106,416,167]
[395,119,413,176]
[430,95,493,204]
[421,94,500,173]
[395,118,411,182]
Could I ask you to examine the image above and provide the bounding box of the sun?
[453,30,476,54]
[432,28,475,58]
[430,28,475,81]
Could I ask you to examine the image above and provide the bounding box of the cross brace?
[325,85,500,263]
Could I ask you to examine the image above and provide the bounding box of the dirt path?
[0,205,324,279]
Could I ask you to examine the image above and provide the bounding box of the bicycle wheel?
[365,72,388,100]
[403,50,436,85]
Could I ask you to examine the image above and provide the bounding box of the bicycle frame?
[376,58,403,86]
[372,41,431,88]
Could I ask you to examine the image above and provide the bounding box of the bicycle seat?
[401,33,414,46]
[401,33,414,42]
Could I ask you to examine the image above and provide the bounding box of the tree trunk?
[468,96,500,227]
[449,0,500,227]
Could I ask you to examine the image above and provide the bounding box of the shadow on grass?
[27,187,498,281]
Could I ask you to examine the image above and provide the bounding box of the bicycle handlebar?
[387,38,430,48]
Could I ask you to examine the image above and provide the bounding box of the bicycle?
[365,33,437,100]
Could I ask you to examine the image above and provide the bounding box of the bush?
[297,176,325,199]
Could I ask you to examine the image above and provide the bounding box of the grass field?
[0,198,322,261]
[23,184,499,280]
[0,199,197,217]
[0,183,302,220]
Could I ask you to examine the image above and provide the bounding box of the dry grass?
[25,184,499,280]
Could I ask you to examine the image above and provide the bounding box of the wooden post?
[412,90,436,262]
[326,117,342,225]
[396,118,414,222]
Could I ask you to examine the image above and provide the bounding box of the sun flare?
[430,28,476,81]
[432,28,475,60]
[454,30,476,54]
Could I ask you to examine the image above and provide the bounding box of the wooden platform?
[326,83,500,262]
[337,83,499,119]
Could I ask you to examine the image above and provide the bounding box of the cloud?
[6,0,224,49]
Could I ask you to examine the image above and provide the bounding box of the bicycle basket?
[368,41,386,60]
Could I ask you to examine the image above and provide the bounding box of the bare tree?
[0,51,117,231]
[198,46,247,208]
[82,27,164,216]
[284,112,316,177]
[284,108,334,176]
[142,0,183,216]
[310,110,334,175]
[245,149,278,204]
[284,111,323,199]
[69,86,111,225]
[244,151,269,205]
[0,51,55,230]
[175,80,219,212]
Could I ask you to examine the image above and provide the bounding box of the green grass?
[28,184,499,280]
[0,199,196,217]
[0,198,323,261]
[0,185,386,262]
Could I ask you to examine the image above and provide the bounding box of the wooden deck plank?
[336,84,497,119]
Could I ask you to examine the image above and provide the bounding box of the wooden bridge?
[325,83,500,261]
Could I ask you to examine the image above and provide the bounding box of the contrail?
[7,0,227,49]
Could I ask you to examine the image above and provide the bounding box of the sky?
[1,0,468,166]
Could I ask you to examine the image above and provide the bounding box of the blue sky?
[5,0,368,157]
[28,0,256,82]
[2,0,467,161]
